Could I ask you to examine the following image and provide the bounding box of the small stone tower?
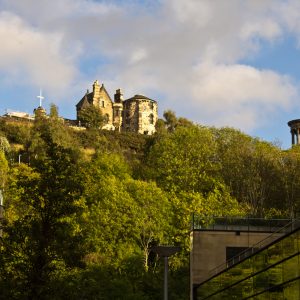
[122,95,157,135]
[113,89,123,132]
[288,119,300,145]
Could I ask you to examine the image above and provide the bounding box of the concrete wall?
[191,230,284,286]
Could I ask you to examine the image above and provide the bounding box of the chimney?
[114,89,124,103]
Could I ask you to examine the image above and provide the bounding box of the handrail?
[202,218,300,283]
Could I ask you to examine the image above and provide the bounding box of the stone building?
[288,119,300,145]
[76,80,115,130]
[76,80,158,134]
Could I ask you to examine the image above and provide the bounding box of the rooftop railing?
[192,215,294,232]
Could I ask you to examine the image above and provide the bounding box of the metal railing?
[192,215,294,232]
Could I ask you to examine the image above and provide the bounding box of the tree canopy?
[0,108,298,299]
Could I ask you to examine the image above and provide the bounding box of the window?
[101,101,105,108]
[149,114,154,125]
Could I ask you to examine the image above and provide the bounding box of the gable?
[99,85,113,103]
[76,93,93,110]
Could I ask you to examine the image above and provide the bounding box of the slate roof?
[124,94,156,103]
[76,92,93,109]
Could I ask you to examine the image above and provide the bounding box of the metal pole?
[164,256,168,300]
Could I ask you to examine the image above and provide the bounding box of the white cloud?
[129,48,148,65]
[167,0,213,27]
[189,63,296,131]
[240,19,282,41]
[276,0,300,46]
[0,11,77,92]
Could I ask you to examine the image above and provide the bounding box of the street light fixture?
[0,189,3,237]
[152,245,180,300]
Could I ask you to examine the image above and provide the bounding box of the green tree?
[214,127,283,215]
[27,112,79,163]
[147,125,219,194]
[163,110,178,132]
[279,146,300,217]
[78,105,105,129]
[0,136,10,153]
[49,103,59,119]
[0,151,8,189]
[0,118,86,300]
[82,152,171,272]
[124,179,171,271]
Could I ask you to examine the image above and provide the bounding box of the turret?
[288,119,300,145]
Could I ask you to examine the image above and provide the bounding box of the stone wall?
[122,97,157,135]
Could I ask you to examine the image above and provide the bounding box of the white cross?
[37,89,44,107]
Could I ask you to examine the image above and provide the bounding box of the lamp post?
[0,189,3,237]
[152,245,180,300]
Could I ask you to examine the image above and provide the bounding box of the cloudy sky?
[0,0,300,148]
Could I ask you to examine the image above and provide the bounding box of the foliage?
[81,152,171,272]
[0,120,31,145]
[147,125,219,194]
[214,127,287,216]
[0,136,10,153]
[0,107,299,299]
[0,151,9,188]
[78,105,105,129]
[0,117,86,299]
[49,103,59,119]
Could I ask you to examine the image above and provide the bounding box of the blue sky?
[0,0,300,148]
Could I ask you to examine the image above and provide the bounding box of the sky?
[0,0,300,149]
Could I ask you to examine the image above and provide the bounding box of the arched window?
[149,114,154,125]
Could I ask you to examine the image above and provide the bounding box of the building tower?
[113,89,123,132]
[288,119,300,145]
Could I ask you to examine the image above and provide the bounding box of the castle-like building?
[1,80,158,135]
[76,80,158,135]
[288,119,300,145]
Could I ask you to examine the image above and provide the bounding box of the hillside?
[0,111,299,299]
